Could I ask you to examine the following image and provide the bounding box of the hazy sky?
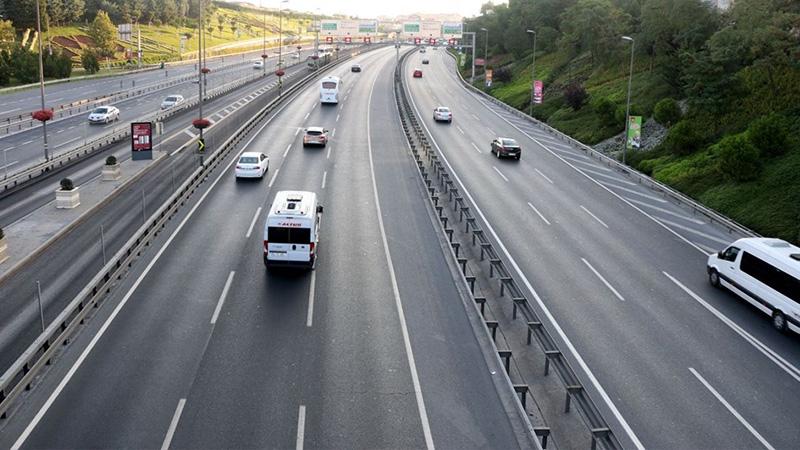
[251,0,502,18]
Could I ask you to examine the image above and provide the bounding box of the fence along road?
[0,46,534,449]
[400,48,800,448]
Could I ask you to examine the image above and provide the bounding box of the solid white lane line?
[601,181,668,203]
[11,136,250,449]
[296,405,306,450]
[245,207,262,238]
[535,168,553,184]
[326,146,332,159]
[306,271,316,327]
[321,171,327,189]
[527,202,550,225]
[663,272,800,383]
[580,205,609,229]
[336,113,340,122]
[304,112,310,120]
[375,66,435,450]
[210,271,235,324]
[456,125,465,135]
[581,258,624,301]
[654,218,731,246]
[268,169,279,187]
[4,146,16,151]
[408,71,643,450]
[160,398,187,450]
[284,144,292,158]
[294,127,301,136]
[689,368,776,450]
[471,142,482,154]
[492,166,509,182]
[626,198,705,225]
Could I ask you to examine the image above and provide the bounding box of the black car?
[422,58,429,65]
[351,64,362,72]
[490,137,521,160]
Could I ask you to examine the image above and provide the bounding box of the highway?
[402,49,800,448]
[0,48,324,177]
[0,46,535,449]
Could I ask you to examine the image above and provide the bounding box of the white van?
[707,237,800,333]
[320,76,341,104]
[263,191,323,269]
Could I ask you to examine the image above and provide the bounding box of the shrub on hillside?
[82,50,100,74]
[716,134,762,181]
[0,56,10,86]
[11,46,38,84]
[614,103,642,126]
[663,120,703,156]
[654,98,681,127]
[494,67,512,83]
[563,83,588,111]
[591,96,617,126]
[747,113,790,157]
[43,51,73,79]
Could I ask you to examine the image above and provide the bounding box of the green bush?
[591,96,617,126]
[0,227,4,240]
[60,178,75,191]
[654,98,682,127]
[0,57,10,86]
[563,83,588,111]
[663,120,702,156]
[716,134,762,182]
[43,51,73,80]
[11,46,38,84]
[105,155,117,165]
[81,50,100,74]
[747,113,790,157]
[614,103,642,126]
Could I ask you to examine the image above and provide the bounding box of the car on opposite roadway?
[235,152,269,179]
[433,106,452,123]
[253,59,264,70]
[292,52,301,59]
[413,68,423,78]
[422,58,429,65]
[88,106,120,124]
[491,137,522,160]
[351,64,362,72]
[160,94,185,110]
[303,127,329,147]
[420,47,426,53]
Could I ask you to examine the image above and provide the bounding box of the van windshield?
[322,81,337,89]
[268,227,311,244]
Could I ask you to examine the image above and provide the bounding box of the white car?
[292,52,301,59]
[160,94,184,110]
[88,106,119,124]
[235,152,269,179]
[303,127,328,147]
[253,59,264,69]
[433,106,452,123]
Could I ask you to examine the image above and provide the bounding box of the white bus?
[707,237,800,333]
[320,76,341,104]
[263,191,323,269]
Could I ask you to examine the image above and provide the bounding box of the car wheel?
[496,149,501,159]
[772,311,788,332]
[708,269,720,287]
[322,142,327,147]
[515,155,521,160]
[302,142,307,148]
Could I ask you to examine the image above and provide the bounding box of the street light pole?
[262,0,267,75]
[622,35,635,165]
[278,0,288,96]
[35,0,49,162]
[480,27,488,75]
[527,29,536,117]
[198,7,204,143]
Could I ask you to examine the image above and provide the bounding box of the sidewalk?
[0,151,165,280]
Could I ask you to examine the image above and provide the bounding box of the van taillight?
[263,240,268,251]
[309,242,315,254]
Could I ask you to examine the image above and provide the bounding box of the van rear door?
[267,225,312,264]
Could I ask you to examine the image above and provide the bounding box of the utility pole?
[35,0,49,162]
[527,29,536,117]
[137,22,142,69]
[622,36,635,165]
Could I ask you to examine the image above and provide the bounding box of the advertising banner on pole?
[627,115,642,149]
[485,69,493,87]
[131,122,153,160]
[533,80,543,104]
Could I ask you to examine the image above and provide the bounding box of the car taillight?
[264,240,269,251]
[309,242,315,254]
[236,165,243,169]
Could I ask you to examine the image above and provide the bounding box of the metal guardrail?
[444,51,757,239]
[0,57,309,197]
[0,46,374,421]
[397,49,621,450]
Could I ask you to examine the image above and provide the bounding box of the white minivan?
[320,76,341,104]
[707,237,800,333]
[263,191,323,269]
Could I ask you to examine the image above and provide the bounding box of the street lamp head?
[622,36,634,42]
[526,29,535,34]
[480,27,487,31]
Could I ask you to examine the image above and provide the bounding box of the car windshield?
[93,107,108,114]
[306,130,322,136]
[437,107,450,112]
[322,81,337,89]
[501,139,519,146]
[164,97,178,102]
[239,156,258,164]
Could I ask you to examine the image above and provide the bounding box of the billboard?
[533,80,543,104]
[442,22,463,38]
[403,22,420,34]
[627,116,642,149]
[131,122,152,160]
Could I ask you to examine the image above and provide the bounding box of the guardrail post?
[457,257,467,274]
[544,350,560,376]
[498,350,512,374]
[514,384,530,409]
[499,277,512,297]
[512,297,525,319]
[474,297,486,316]
[527,321,541,345]
[485,320,498,341]
[565,385,582,413]
[533,427,551,449]
[465,276,476,293]
[590,428,611,450]
[451,242,460,257]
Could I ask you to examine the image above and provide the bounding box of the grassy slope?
[466,50,800,243]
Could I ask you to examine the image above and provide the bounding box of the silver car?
[88,106,119,124]
[160,94,184,110]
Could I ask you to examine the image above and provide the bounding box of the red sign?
[344,36,352,44]
[325,36,333,44]
[429,38,436,45]
[448,38,456,46]
[363,36,371,43]
[474,58,485,66]
[131,122,152,152]
[533,80,543,104]
[414,37,421,45]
